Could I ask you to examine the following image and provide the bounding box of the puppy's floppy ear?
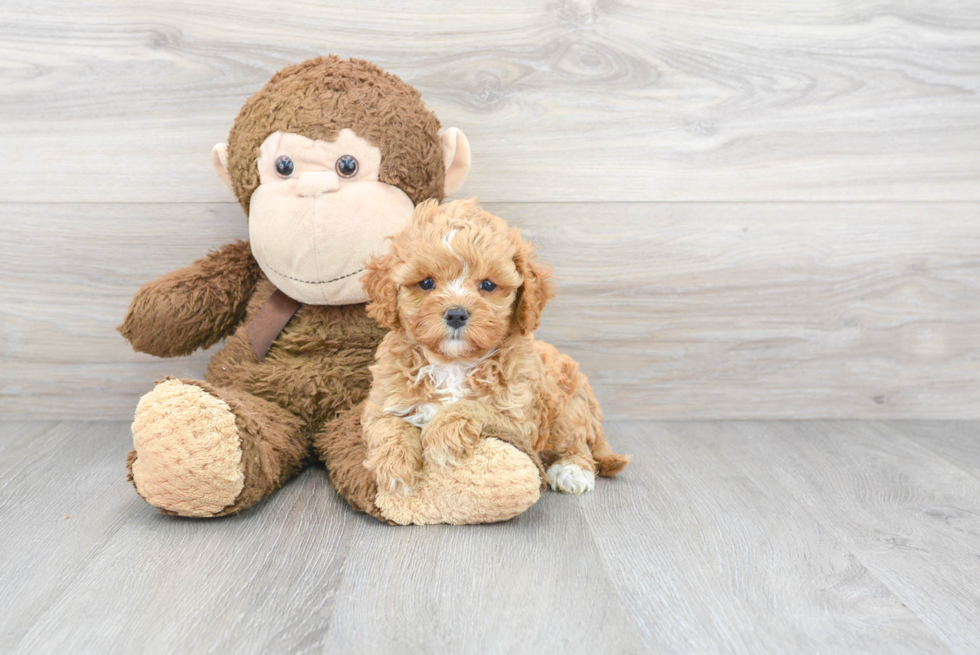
[363,253,400,329]
[512,234,555,336]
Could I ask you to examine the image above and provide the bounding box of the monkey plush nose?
[444,307,470,329]
[296,171,340,197]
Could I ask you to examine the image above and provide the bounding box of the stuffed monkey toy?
[120,56,544,524]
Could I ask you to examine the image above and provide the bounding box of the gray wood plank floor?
[2,421,978,654]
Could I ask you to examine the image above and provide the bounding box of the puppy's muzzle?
[444,307,470,329]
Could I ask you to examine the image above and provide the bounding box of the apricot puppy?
[361,199,629,496]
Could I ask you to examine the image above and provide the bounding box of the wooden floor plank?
[4,202,978,421]
[5,420,979,653]
[0,422,140,652]
[2,420,357,654]
[320,491,644,654]
[884,421,980,482]
[578,421,952,654]
[711,421,980,655]
[1,1,978,202]
[0,421,59,459]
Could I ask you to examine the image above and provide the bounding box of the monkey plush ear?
[440,128,471,197]
[362,254,400,329]
[210,143,235,193]
[512,236,556,336]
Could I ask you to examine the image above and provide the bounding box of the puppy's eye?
[275,156,294,178]
[419,278,435,291]
[479,280,497,292]
[336,155,358,178]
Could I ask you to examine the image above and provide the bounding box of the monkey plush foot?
[316,405,546,525]
[375,438,542,525]
[129,379,244,517]
[128,378,307,517]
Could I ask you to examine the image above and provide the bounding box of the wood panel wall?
[1,1,978,419]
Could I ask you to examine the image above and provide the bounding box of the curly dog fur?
[361,199,630,495]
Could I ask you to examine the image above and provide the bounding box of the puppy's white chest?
[419,361,472,403]
[385,352,497,429]
[387,362,473,428]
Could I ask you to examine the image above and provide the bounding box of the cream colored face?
[247,129,416,305]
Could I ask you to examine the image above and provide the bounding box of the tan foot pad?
[376,438,541,526]
[131,379,244,517]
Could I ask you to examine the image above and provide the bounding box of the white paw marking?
[547,462,596,495]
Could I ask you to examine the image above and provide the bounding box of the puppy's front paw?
[421,411,482,467]
[547,462,596,495]
[364,444,424,495]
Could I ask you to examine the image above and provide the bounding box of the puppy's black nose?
[444,307,470,329]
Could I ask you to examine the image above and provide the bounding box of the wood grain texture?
[884,421,980,481]
[4,420,980,653]
[319,491,643,654]
[707,421,980,655]
[2,202,977,420]
[526,202,980,419]
[1,0,979,203]
[0,422,359,654]
[0,422,144,651]
[580,421,954,654]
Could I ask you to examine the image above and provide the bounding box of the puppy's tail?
[593,439,631,477]
[586,393,630,477]
[579,373,632,478]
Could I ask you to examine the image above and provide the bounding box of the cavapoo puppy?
[361,199,629,496]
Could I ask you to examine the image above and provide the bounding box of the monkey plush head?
[210,56,471,305]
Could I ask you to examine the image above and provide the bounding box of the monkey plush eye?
[480,280,497,292]
[275,156,294,178]
[336,155,358,178]
[419,278,435,291]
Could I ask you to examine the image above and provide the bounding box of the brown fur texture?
[226,56,446,214]
[314,404,388,522]
[130,377,311,517]
[120,241,261,357]
[123,256,385,515]
[361,200,629,495]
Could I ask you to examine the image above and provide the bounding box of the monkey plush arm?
[119,240,261,358]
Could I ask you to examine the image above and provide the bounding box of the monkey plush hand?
[119,57,544,524]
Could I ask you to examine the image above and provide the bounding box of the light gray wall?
[2,1,978,419]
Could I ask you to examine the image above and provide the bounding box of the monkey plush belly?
[206,279,385,426]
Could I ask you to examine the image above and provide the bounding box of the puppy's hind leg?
[545,378,629,494]
[543,391,599,494]
[586,397,631,478]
